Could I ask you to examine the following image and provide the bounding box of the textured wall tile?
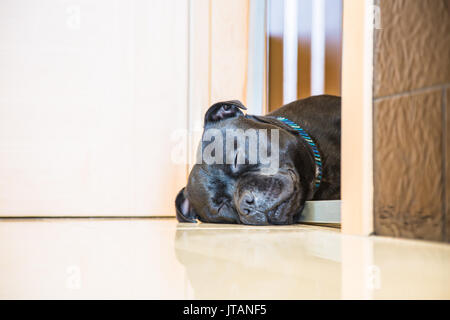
[373,0,450,98]
[447,88,450,242]
[374,90,444,241]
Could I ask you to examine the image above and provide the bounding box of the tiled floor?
[0,218,448,299]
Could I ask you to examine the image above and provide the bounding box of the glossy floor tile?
[0,218,448,299]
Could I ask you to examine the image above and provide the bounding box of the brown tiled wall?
[447,88,450,242]
[373,0,450,242]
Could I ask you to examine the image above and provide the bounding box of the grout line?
[374,83,450,102]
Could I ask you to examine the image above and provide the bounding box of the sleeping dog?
[175,95,340,225]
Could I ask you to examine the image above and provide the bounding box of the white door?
[0,0,188,216]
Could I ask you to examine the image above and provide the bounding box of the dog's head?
[175,101,316,225]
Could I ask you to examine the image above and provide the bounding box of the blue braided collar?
[274,117,323,190]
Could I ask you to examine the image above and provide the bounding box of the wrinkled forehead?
[202,116,294,144]
[198,116,289,169]
[201,117,280,150]
[208,116,275,131]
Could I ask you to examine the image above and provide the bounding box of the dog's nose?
[238,191,256,215]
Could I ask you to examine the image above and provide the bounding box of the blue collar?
[274,117,323,190]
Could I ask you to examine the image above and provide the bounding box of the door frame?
[341,0,374,236]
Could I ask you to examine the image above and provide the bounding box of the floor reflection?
[0,218,448,299]
[174,223,450,299]
[174,224,342,299]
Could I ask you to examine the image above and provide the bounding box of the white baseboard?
[299,200,341,224]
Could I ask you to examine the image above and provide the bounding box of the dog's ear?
[204,100,247,126]
[175,187,198,223]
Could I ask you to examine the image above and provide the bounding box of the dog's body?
[176,95,341,225]
[269,95,341,201]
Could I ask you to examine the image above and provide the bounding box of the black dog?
[175,95,340,225]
